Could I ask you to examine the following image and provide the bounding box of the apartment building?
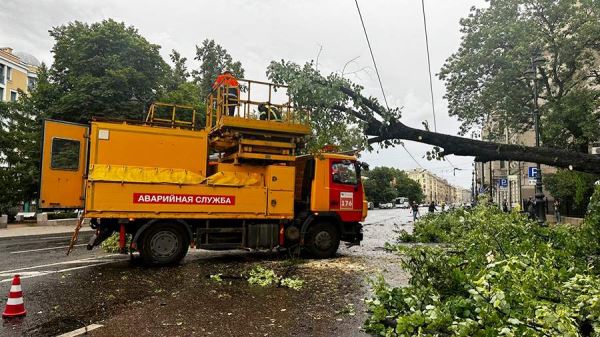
[407,169,468,204]
[0,47,39,102]
[455,188,472,205]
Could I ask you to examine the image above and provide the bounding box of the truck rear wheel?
[305,222,340,259]
[139,222,189,266]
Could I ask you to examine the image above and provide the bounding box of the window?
[331,161,358,185]
[0,64,4,83]
[0,87,3,101]
[51,138,80,170]
[6,67,11,81]
[10,91,17,102]
[27,77,36,91]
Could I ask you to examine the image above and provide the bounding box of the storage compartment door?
[40,120,88,209]
[268,190,294,215]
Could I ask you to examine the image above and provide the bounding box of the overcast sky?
[1,0,488,189]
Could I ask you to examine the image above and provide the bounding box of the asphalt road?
[0,231,115,281]
[0,208,415,337]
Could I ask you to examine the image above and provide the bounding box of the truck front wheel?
[139,223,189,266]
[304,222,340,258]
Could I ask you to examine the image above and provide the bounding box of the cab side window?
[51,138,80,170]
[331,162,357,185]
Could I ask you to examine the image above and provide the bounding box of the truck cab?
[293,154,365,256]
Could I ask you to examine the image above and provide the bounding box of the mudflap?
[86,226,114,250]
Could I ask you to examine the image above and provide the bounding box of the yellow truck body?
[81,121,295,220]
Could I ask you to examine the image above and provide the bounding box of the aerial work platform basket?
[206,79,311,164]
[145,102,199,129]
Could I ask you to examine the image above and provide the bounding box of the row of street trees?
[362,167,424,206]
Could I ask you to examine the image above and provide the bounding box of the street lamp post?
[525,54,547,224]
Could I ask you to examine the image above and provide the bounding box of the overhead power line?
[353,0,389,110]
[420,0,437,132]
[402,144,425,169]
[353,0,423,169]
[419,0,459,171]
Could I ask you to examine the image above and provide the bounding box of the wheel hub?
[314,231,333,250]
[150,230,179,258]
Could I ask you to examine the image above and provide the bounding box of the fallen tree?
[266,60,600,175]
[339,87,600,174]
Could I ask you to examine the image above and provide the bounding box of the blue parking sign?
[497,178,508,188]
[528,167,538,178]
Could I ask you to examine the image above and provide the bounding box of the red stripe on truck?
[133,193,236,205]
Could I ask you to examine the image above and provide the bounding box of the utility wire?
[402,144,425,169]
[353,0,423,169]
[420,0,437,132]
[419,0,458,172]
[354,0,389,110]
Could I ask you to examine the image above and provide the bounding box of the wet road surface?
[1,208,415,337]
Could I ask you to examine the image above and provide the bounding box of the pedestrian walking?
[526,197,535,220]
[554,198,561,224]
[502,199,509,213]
[411,201,420,222]
[428,201,436,214]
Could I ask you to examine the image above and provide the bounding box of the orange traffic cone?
[2,275,27,318]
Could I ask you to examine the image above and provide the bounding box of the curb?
[0,228,94,242]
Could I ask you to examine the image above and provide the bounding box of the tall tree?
[47,19,168,122]
[193,39,245,98]
[159,50,204,126]
[439,0,600,151]
[363,167,400,205]
[0,99,42,215]
[545,170,598,214]
[164,49,190,91]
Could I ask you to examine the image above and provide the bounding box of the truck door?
[329,159,364,222]
[40,120,89,209]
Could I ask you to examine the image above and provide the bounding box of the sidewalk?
[0,223,92,239]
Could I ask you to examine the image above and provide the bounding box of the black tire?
[139,222,189,266]
[304,222,340,259]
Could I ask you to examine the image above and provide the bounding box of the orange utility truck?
[40,79,366,265]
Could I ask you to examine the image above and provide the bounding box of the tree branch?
[338,86,600,175]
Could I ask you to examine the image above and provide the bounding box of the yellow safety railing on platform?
[146,102,197,129]
[206,78,309,130]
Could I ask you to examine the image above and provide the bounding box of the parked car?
[379,202,394,209]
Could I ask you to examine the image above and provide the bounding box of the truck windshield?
[332,161,358,185]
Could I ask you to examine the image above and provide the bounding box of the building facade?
[0,47,38,102]
[407,169,469,204]
[455,188,472,205]
[474,129,556,209]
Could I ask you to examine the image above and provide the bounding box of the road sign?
[497,178,508,189]
[528,167,538,178]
